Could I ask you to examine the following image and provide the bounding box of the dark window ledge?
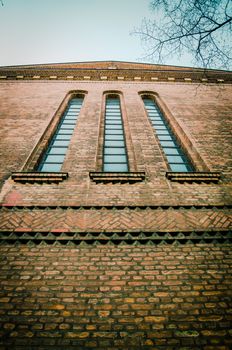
[11,172,68,184]
[89,171,146,183]
[166,172,221,183]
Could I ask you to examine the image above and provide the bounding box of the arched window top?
[139,91,159,99]
[103,90,122,98]
[69,90,88,96]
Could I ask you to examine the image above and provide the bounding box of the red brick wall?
[0,244,231,349]
[0,81,232,207]
[0,76,231,349]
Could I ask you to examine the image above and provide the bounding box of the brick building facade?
[0,61,231,349]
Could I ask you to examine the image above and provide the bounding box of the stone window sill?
[166,172,221,183]
[89,172,146,183]
[11,172,68,184]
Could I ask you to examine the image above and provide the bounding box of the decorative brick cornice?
[89,172,146,183]
[166,172,221,183]
[0,204,231,210]
[11,172,68,184]
[0,65,232,83]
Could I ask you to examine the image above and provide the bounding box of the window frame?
[21,90,87,173]
[141,92,195,173]
[37,96,84,173]
[102,94,129,172]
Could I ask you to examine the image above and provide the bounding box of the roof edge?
[0,60,231,73]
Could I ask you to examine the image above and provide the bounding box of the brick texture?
[0,207,231,233]
[0,62,231,349]
[0,80,232,206]
[0,244,231,350]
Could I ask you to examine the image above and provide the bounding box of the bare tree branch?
[133,0,232,69]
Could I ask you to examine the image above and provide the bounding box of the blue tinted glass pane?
[105,135,124,141]
[169,163,188,172]
[105,130,123,135]
[104,163,128,172]
[155,125,168,130]
[106,120,122,125]
[105,140,125,147]
[150,117,163,122]
[145,104,156,107]
[56,135,72,141]
[105,125,123,130]
[48,147,67,155]
[60,125,75,130]
[160,141,176,147]
[70,98,82,102]
[106,114,120,117]
[157,135,173,141]
[104,155,127,163]
[105,116,121,119]
[52,140,70,147]
[155,130,170,135]
[162,148,180,155]
[64,116,77,120]
[40,163,62,172]
[104,147,126,155]
[106,115,121,118]
[58,130,73,135]
[147,110,158,114]
[67,111,79,114]
[62,121,76,125]
[45,155,65,163]
[151,120,165,125]
[148,110,159,114]
[166,155,184,163]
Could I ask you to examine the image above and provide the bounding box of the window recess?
[143,97,194,172]
[103,96,129,172]
[37,97,84,172]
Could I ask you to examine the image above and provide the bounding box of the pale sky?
[0,0,192,67]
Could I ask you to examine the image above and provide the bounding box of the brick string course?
[0,244,231,350]
[0,207,231,233]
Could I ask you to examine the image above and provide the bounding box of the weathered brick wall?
[0,81,232,207]
[0,244,231,350]
[0,72,231,349]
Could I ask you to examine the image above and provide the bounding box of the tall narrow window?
[38,96,84,172]
[143,97,193,172]
[103,96,129,172]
